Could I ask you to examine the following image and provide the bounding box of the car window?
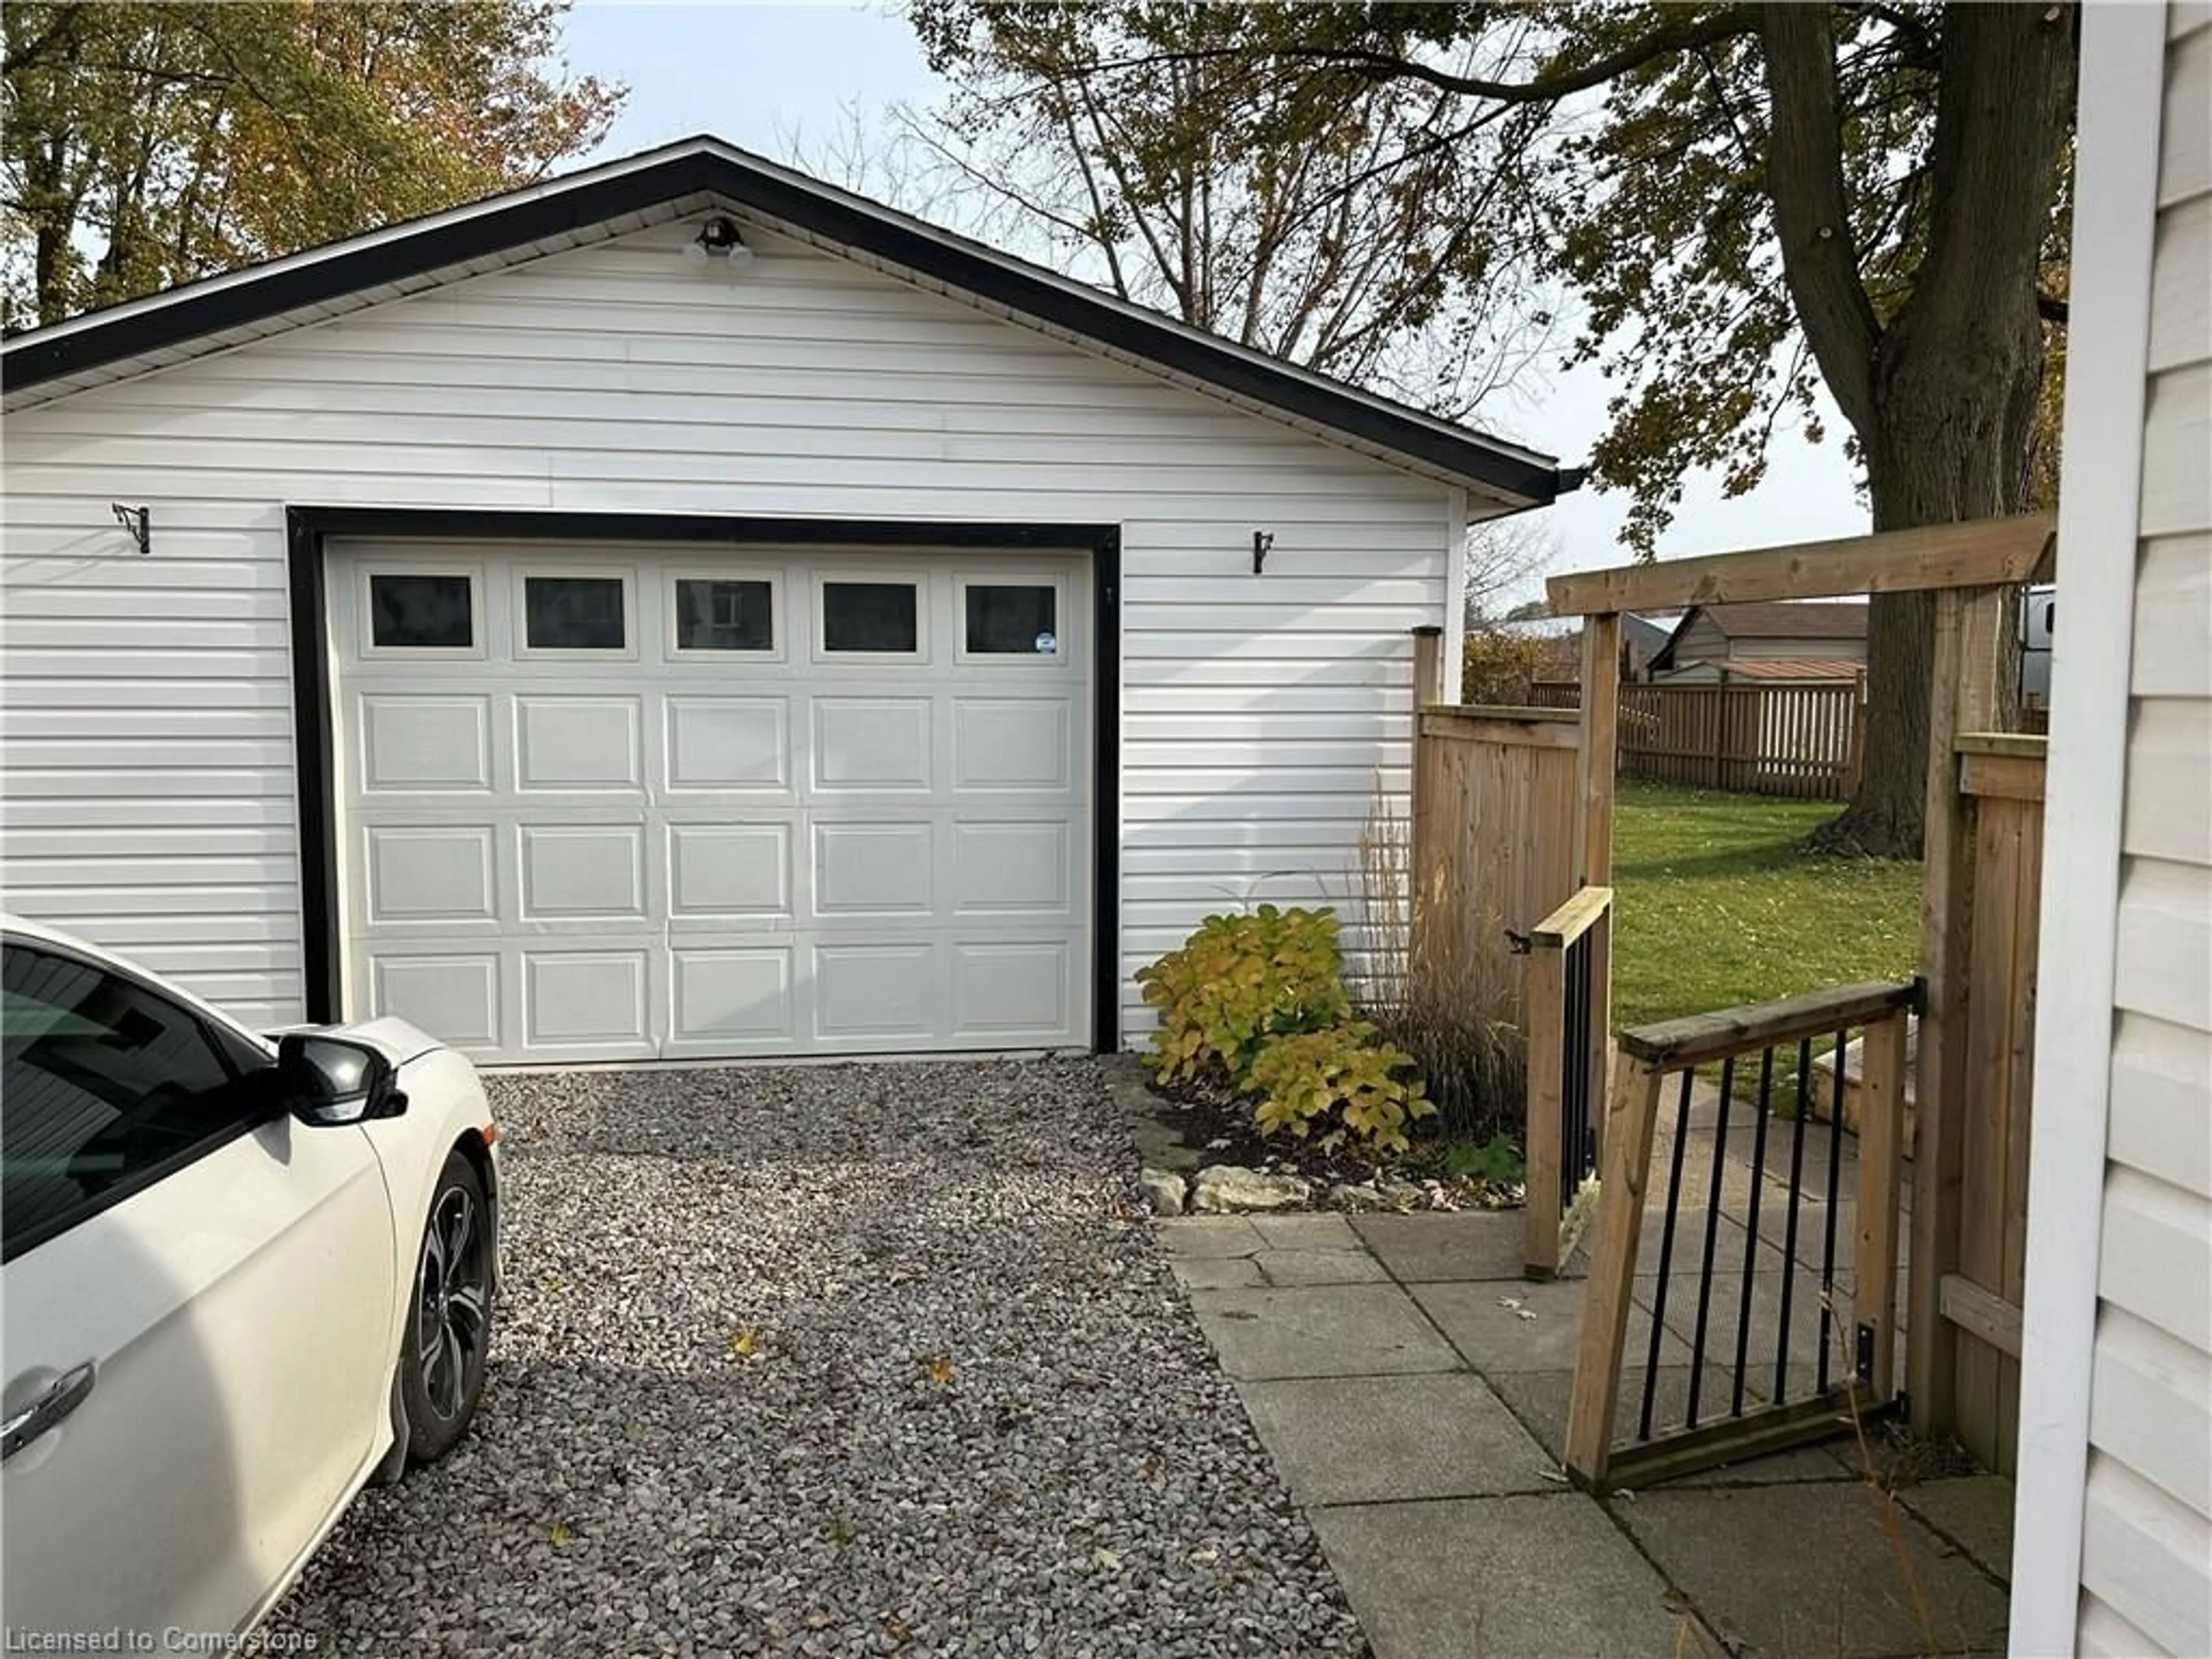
[2,944,277,1260]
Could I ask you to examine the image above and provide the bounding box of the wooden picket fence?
[1527,680,1865,801]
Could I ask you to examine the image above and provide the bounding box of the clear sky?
[560,1,1868,597]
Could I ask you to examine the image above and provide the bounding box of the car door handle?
[1,1362,96,1461]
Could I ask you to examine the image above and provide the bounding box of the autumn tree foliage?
[2,1,622,329]
[916,3,2078,856]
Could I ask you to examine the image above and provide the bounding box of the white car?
[1,915,501,1638]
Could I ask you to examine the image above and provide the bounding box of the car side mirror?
[278,1033,407,1126]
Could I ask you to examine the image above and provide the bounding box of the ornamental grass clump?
[1354,781,1526,1146]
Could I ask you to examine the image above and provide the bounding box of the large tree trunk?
[1783,1,2075,857]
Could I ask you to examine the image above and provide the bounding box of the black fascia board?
[6,150,1564,503]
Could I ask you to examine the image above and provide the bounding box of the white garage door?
[329,543,1092,1064]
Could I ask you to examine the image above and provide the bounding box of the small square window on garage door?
[670,574,779,657]
[517,570,634,658]
[360,568,484,658]
[957,575,1065,664]
[816,575,926,660]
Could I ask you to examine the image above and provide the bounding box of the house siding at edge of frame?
[2012,6,2212,1655]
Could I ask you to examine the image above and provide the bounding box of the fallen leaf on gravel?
[548,1520,573,1543]
[1497,1296,1524,1311]
[731,1327,762,1361]
[924,1355,955,1385]
[1092,1548,1122,1570]
[1187,1547,1219,1565]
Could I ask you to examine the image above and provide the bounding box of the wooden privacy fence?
[1524,680,1866,801]
[1408,704,1578,1028]
[1408,634,1580,1033]
[1922,733,2044,1475]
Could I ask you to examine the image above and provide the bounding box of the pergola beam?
[1546,513,2055,616]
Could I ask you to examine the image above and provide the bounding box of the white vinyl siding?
[0,220,1460,1040]
[2081,7,2212,1650]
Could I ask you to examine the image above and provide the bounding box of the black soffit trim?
[289,505,1116,548]
[6,145,1566,505]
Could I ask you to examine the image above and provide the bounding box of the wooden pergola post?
[1408,625,1444,910]
[1576,614,1622,1128]
[1906,585,2008,1437]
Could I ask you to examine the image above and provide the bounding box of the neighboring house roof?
[1694,600,1870,641]
[1621,613,1674,665]
[1650,599,1869,671]
[1506,612,1671,682]
[0,135,1575,507]
[1660,657,1868,683]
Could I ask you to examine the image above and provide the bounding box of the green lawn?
[1610,782,1921,1032]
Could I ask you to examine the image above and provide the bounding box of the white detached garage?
[0,137,1570,1066]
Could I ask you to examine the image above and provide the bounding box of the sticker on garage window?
[965,584,1056,656]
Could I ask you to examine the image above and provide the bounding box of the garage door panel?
[952,698,1074,791]
[813,941,937,1041]
[372,953,503,1049]
[363,825,498,922]
[812,696,932,791]
[513,695,645,792]
[953,941,1070,1038]
[516,824,647,921]
[668,946,796,1047]
[664,695,791,793]
[666,822,793,919]
[337,543,1089,1062]
[952,821,1072,916]
[811,820,933,916]
[522,949,652,1050]
[359,695,494,793]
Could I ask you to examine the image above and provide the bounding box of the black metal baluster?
[1639,1069,1696,1441]
[1685,1056,1735,1429]
[1563,937,1585,1208]
[1732,1044,1777,1416]
[1817,1026,1849,1393]
[1775,1037,1815,1402]
[1574,935,1591,1187]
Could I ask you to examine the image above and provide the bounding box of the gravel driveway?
[267,1059,1365,1657]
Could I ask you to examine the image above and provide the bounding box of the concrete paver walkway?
[1162,1209,2014,1659]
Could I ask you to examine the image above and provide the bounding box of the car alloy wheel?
[415,1181,489,1423]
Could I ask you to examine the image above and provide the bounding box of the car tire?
[399,1149,493,1464]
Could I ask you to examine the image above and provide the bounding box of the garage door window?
[369,573,475,650]
[963,582,1059,658]
[674,578,775,653]
[522,574,628,653]
[821,580,919,655]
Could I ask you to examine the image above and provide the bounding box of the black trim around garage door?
[286,506,1122,1054]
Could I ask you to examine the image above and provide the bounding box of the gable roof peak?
[2,135,1571,506]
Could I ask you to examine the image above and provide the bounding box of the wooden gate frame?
[1543,513,2056,1466]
